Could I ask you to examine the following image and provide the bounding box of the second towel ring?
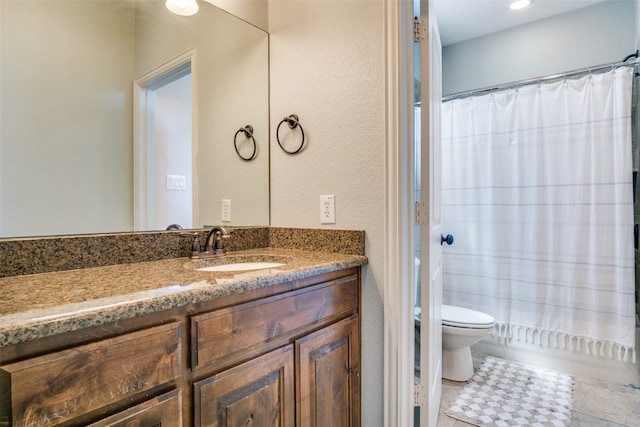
[276,114,305,154]
[234,125,257,161]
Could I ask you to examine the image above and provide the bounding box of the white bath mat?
[446,356,574,427]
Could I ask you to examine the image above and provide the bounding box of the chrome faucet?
[205,226,230,256]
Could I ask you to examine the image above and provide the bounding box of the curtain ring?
[234,125,257,161]
[276,114,305,154]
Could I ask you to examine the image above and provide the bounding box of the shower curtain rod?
[442,58,640,102]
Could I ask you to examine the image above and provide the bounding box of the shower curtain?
[441,67,636,361]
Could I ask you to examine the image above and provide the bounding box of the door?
[415,0,443,425]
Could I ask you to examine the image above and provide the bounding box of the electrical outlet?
[320,195,335,224]
[221,199,231,222]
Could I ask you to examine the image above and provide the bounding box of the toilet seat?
[442,305,495,329]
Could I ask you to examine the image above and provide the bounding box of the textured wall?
[268,1,386,424]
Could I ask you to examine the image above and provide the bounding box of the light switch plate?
[166,174,186,191]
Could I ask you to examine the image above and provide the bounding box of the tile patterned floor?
[437,354,640,427]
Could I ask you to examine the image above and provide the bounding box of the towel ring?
[276,114,305,154]
[234,125,257,161]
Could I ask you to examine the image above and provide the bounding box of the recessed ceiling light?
[510,0,531,10]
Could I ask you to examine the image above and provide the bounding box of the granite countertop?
[0,248,367,348]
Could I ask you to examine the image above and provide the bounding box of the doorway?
[134,50,196,231]
[152,73,192,229]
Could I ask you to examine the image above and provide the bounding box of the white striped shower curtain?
[441,67,636,361]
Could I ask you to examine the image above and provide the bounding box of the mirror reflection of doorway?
[152,73,193,229]
[134,51,196,231]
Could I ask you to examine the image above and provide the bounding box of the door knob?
[441,234,454,246]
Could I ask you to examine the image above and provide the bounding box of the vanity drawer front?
[87,389,182,426]
[0,322,182,427]
[192,274,358,370]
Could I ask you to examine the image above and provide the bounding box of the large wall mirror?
[0,0,269,238]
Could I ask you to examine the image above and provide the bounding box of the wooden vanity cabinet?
[191,271,361,427]
[0,267,361,426]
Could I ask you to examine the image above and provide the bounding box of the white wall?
[269,1,386,424]
[443,1,637,95]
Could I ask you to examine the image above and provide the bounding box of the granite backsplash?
[0,227,365,278]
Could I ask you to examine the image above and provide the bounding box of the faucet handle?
[213,231,226,254]
[180,232,202,257]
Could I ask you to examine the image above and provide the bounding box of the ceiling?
[434,0,607,46]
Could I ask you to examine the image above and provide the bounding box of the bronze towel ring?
[234,125,257,161]
[276,114,305,154]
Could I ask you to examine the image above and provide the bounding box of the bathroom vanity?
[0,230,366,426]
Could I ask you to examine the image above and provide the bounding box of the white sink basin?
[186,253,294,273]
[196,262,286,272]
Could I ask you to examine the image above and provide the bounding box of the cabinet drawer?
[0,322,182,427]
[87,389,182,426]
[192,274,358,370]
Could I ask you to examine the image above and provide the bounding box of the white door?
[416,0,443,425]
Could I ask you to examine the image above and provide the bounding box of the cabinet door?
[87,389,182,426]
[296,315,360,427]
[193,345,294,427]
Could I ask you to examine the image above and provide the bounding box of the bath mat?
[446,356,574,427]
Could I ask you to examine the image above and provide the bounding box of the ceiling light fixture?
[166,0,199,16]
[509,0,531,10]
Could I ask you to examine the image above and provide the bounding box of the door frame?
[383,0,417,426]
[383,0,442,425]
[133,48,198,231]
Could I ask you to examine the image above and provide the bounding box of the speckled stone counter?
[1,227,365,277]
[0,247,367,348]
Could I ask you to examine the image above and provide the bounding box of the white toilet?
[442,304,495,381]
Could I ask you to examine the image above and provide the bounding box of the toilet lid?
[442,305,495,328]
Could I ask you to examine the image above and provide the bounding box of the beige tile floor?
[435,352,640,427]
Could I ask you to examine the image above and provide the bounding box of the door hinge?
[415,202,429,225]
[414,382,427,407]
[414,17,427,43]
